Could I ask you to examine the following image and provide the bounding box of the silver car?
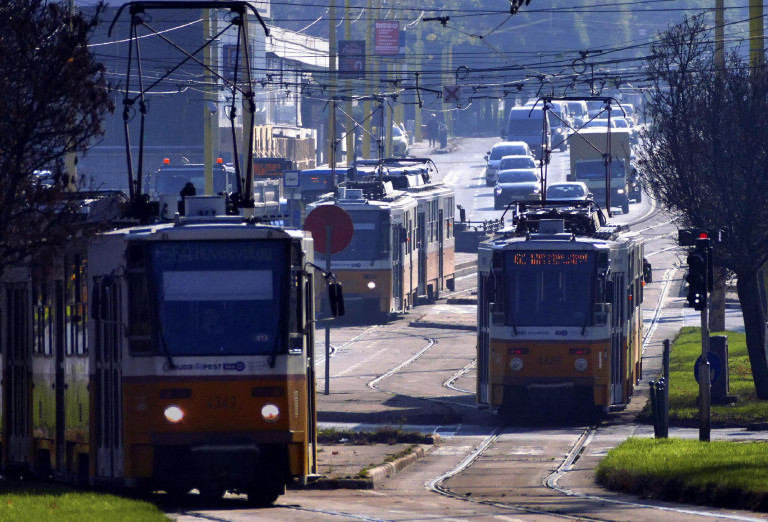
[484,141,533,186]
[545,181,591,202]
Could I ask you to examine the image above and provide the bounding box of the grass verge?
[599,327,768,512]
[0,480,169,522]
[318,427,436,445]
[596,438,768,511]
[636,327,768,426]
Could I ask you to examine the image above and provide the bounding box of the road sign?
[284,170,300,188]
[694,352,722,384]
[303,205,354,254]
[443,85,461,104]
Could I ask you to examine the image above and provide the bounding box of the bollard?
[650,380,659,438]
[649,378,669,439]
[657,378,668,438]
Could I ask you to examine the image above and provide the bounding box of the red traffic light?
[698,232,709,239]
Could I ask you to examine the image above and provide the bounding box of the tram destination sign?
[511,251,592,266]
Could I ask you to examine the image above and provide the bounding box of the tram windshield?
[316,209,388,262]
[504,250,595,327]
[147,240,288,356]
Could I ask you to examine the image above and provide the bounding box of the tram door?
[610,274,624,404]
[6,283,31,466]
[476,272,491,406]
[438,209,444,290]
[54,280,66,474]
[417,213,427,297]
[92,277,123,479]
[304,275,317,475]
[391,225,403,311]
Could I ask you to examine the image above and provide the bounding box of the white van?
[504,106,550,161]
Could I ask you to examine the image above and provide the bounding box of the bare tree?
[0,0,114,274]
[638,16,768,398]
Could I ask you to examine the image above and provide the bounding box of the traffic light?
[685,239,710,311]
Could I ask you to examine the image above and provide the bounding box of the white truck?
[147,162,281,220]
[567,128,634,214]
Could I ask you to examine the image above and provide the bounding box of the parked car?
[545,181,591,202]
[493,169,541,209]
[484,141,533,186]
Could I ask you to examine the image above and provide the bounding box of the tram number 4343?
[207,395,237,409]
[537,356,563,365]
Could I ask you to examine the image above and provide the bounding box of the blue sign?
[694,352,722,384]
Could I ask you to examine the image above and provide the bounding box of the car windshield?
[499,157,535,170]
[547,185,585,198]
[583,119,612,128]
[574,160,626,180]
[613,118,629,128]
[490,145,527,160]
[498,170,538,183]
[508,117,541,135]
[155,169,229,195]
[567,102,585,116]
[393,126,403,137]
[503,250,595,327]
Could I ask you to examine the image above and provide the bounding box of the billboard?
[339,40,366,79]
[374,21,404,57]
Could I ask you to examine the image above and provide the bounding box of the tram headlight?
[163,405,184,424]
[261,404,280,423]
[509,358,524,372]
[574,358,588,372]
[367,281,376,290]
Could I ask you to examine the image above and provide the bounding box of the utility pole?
[328,0,337,166]
[362,0,373,159]
[203,8,219,195]
[749,0,764,69]
[344,0,354,165]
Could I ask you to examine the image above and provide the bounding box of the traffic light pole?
[698,237,711,442]
[699,300,711,441]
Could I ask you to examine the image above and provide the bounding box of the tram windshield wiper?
[158,327,175,369]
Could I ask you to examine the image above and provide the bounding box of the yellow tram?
[2,217,328,505]
[476,203,648,418]
[307,160,456,319]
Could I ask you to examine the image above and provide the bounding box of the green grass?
[596,438,768,511]
[637,327,768,426]
[0,481,169,522]
[598,327,768,512]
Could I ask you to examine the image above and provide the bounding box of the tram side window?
[128,271,153,354]
[445,197,454,239]
[33,283,54,356]
[66,256,88,356]
[429,200,439,243]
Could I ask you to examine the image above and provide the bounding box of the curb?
[408,320,475,331]
[366,446,426,485]
[305,440,438,490]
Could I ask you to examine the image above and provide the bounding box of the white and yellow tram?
[476,206,647,418]
[307,167,455,319]
[2,217,326,505]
